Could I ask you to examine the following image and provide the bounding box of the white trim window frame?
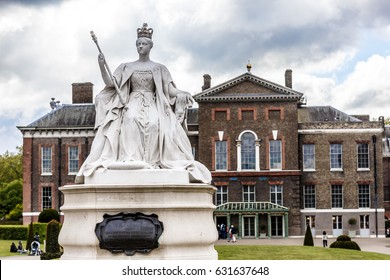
[68,146,79,175]
[42,186,52,210]
[269,140,282,170]
[330,143,343,171]
[305,215,316,229]
[242,215,257,238]
[358,184,370,208]
[360,215,370,229]
[303,185,316,209]
[215,140,227,171]
[357,143,370,171]
[236,130,260,171]
[302,144,315,171]
[41,146,52,175]
[241,132,256,170]
[215,185,228,205]
[270,185,283,206]
[243,185,255,202]
[331,184,343,209]
[332,215,342,229]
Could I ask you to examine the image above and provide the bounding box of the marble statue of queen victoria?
[75,23,211,184]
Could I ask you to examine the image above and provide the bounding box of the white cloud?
[331,54,390,118]
[0,5,33,36]
[294,73,337,106]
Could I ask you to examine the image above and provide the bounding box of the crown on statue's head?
[137,23,153,39]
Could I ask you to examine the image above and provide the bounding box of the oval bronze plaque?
[95,212,164,256]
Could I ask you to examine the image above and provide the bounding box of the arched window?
[236,131,260,171]
[241,132,255,170]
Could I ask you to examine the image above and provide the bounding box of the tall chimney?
[72,82,93,104]
[285,69,292,89]
[202,74,211,91]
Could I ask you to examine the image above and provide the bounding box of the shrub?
[40,219,63,260]
[336,235,352,242]
[26,222,34,251]
[303,224,314,246]
[38,209,60,223]
[348,218,357,227]
[330,235,361,251]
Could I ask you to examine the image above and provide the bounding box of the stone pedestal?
[58,169,218,260]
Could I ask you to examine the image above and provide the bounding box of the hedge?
[32,223,48,243]
[0,225,28,240]
[0,223,48,241]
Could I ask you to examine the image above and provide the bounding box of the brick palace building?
[18,67,389,238]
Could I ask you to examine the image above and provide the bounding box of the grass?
[1,240,390,260]
[0,239,29,257]
[216,245,390,260]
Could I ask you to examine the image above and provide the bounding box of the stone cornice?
[17,126,95,138]
[212,170,301,177]
[298,128,383,134]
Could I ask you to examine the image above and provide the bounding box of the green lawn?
[216,245,390,260]
[1,240,390,260]
[0,240,29,257]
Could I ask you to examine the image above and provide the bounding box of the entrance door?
[271,216,283,237]
[332,215,343,237]
[359,215,370,237]
[216,216,228,239]
[243,216,256,238]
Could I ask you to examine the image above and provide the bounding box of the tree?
[8,203,23,221]
[303,224,314,246]
[0,179,23,220]
[0,148,23,221]
[0,147,23,186]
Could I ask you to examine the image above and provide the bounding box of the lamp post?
[372,135,378,238]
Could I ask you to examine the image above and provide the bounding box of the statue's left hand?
[175,91,194,124]
[179,91,194,107]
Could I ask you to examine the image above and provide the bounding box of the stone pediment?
[194,72,303,102]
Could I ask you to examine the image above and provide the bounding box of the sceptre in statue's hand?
[90,31,126,106]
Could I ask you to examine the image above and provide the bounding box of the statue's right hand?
[98,53,105,64]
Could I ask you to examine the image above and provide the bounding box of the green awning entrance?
[214,202,289,238]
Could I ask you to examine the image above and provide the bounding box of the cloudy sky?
[1,0,390,154]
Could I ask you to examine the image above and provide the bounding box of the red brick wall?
[22,138,33,224]
[197,101,299,171]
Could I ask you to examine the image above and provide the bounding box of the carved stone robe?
[76,60,211,184]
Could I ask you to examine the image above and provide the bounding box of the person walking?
[229,225,237,243]
[322,231,328,247]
